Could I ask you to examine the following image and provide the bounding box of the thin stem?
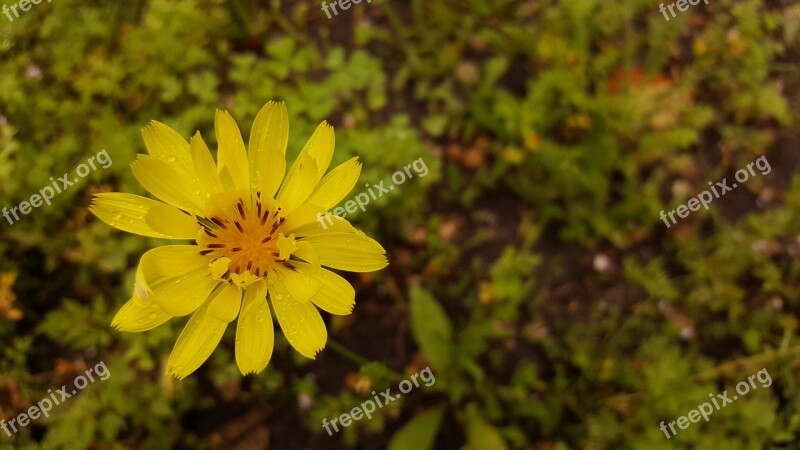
[327,338,405,381]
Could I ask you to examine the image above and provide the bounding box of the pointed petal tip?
[166,366,190,381]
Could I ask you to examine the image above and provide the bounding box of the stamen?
[270,221,281,234]
[211,218,227,229]
[202,200,287,285]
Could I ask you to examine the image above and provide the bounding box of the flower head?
[91,101,388,379]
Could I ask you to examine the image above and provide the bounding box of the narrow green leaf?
[464,405,508,450]
[410,287,453,373]
[386,405,447,450]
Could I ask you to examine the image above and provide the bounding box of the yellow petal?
[216,110,250,190]
[291,213,357,236]
[219,165,237,192]
[166,301,227,379]
[298,121,335,181]
[150,267,218,316]
[281,203,326,233]
[138,246,218,316]
[90,193,179,239]
[276,152,318,214]
[312,277,355,315]
[269,275,327,359]
[145,201,200,239]
[207,284,242,322]
[141,245,210,278]
[111,295,172,332]
[294,241,319,266]
[296,262,355,315]
[301,232,388,272]
[249,101,289,197]
[190,132,224,196]
[131,155,205,215]
[305,157,361,210]
[112,257,174,331]
[270,265,320,303]
[236,281,274,375]
[141,121,195,180]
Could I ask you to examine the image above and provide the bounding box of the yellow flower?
[90,101,388,379]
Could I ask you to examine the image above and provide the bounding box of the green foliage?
[410,287,454,377]
[386,405,446,450]
[0,0,798,448]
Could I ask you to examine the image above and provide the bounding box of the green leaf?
[464,405,508,450]
[410,287,453,373]
[421,115,448,136]
[386,405,447,450]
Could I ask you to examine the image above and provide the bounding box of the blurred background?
[1,0,799,448]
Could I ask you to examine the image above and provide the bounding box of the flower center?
[196,192,294,287]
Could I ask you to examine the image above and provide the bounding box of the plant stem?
[327,338,405,381]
